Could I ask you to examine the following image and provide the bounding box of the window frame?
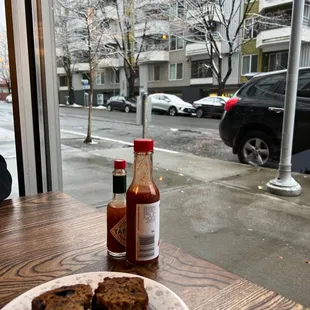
[149,65,160,81]
[59,75,68,87]
[244,17,258,40]
[242,54,258,76]
[169,62,184,81]
[96,72,104,85]
[169,33,184,51]
[111,69,120,84]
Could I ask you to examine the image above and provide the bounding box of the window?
[59,75,68,87]
[242,55,258,75]
[149,66,160,81]
[169,63,183,80]
[275,70,310,98]
[244,18,258,39]
[170,34,184,51]
[169,0,185,20]
[96,72,104,85]
[268,52,288,71]
[82,73,89,81]
[97,94,104,105]
[191,60,212,79]
[112,69,120,83]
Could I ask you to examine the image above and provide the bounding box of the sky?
[0,0,6,30]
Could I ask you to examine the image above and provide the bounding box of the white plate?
[3,271,189,310]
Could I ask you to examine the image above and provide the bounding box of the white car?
[5,94,12,103]
[149,93,195,116]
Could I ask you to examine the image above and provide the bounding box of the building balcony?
[190,77,213,85]
[135,20,170,37]
[256,23,310,51]
[185,42,221,57]
[138,50,169,63]
[98,58,119,68]
[259,0,292,12]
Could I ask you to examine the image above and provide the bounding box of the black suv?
[219,67,310,166]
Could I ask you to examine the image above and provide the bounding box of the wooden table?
[0,192,307,309]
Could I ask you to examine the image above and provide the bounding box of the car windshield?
[126,97,136,103]
[167,95,185,103]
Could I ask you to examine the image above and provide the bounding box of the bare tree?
[0,31,11,94]
[99,0,168,97]
[57,0,111,143]
[164,0,257,95]
[54,3,79,105]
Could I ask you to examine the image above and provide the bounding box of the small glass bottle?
[107,159,127,258]
[126,139,160,265]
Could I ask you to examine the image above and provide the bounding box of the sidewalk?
[59,131,310,307]
[4,130,310,307]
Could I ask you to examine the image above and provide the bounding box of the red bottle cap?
[114,159,126,169]
[134,139,154,152]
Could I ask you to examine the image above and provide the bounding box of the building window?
[82,72,89,81]
[112,69,120,83]
[191,60,212,79]
[244,18,258,39]
[170,33,184,51]
[149,65,160,81]
[267,51,288,72]
[242,55,258,75]
[169,63,183,80]
[169,0,185,20]
[97,94,104,105]
[59,75,68,87]
[96,72,104,85]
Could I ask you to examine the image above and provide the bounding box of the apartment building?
[241,0,310,82]
[55,0,245,105]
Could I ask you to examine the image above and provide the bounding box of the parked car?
[5,94,12,103]
[193,96,229,118]
[219,67,310,166]
[149,93,195,116]
[107,96,136,113]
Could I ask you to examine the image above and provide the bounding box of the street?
[59,105,237,162]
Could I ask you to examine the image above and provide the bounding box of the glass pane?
[154,66,160,81]
[177,36,184,49]
[242,56,250,75]
[170,35,176,50]
[281,52,289,69]
[269,54,276,71]
[170,64,176,80]
[251,55,258,72]
[177,63,183,79]
[148,66,154,81]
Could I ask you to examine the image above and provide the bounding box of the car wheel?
[107,104,112,111]
[124,105,130,113]
[196,108,203,118]
[169,106,177,116]
[238,131,273,167]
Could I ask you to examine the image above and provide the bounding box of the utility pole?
[266,0,305,196]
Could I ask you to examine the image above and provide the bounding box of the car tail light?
[225,97,240,111]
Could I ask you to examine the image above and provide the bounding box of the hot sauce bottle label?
[136,201,160,261]
[110,215,126,247]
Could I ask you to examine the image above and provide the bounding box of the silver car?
[149,93,195,116]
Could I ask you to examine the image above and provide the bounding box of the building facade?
[56,0,310,105]
[241,0,310,83]
[55,0,246,105]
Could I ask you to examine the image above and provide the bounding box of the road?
[59,106,237,162]
[0,103,237,162]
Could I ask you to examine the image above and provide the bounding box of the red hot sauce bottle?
[107,159,127,258]
[126,139,160,265]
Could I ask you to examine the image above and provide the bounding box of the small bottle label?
[136,201,160,261]
[110,215,126,247]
